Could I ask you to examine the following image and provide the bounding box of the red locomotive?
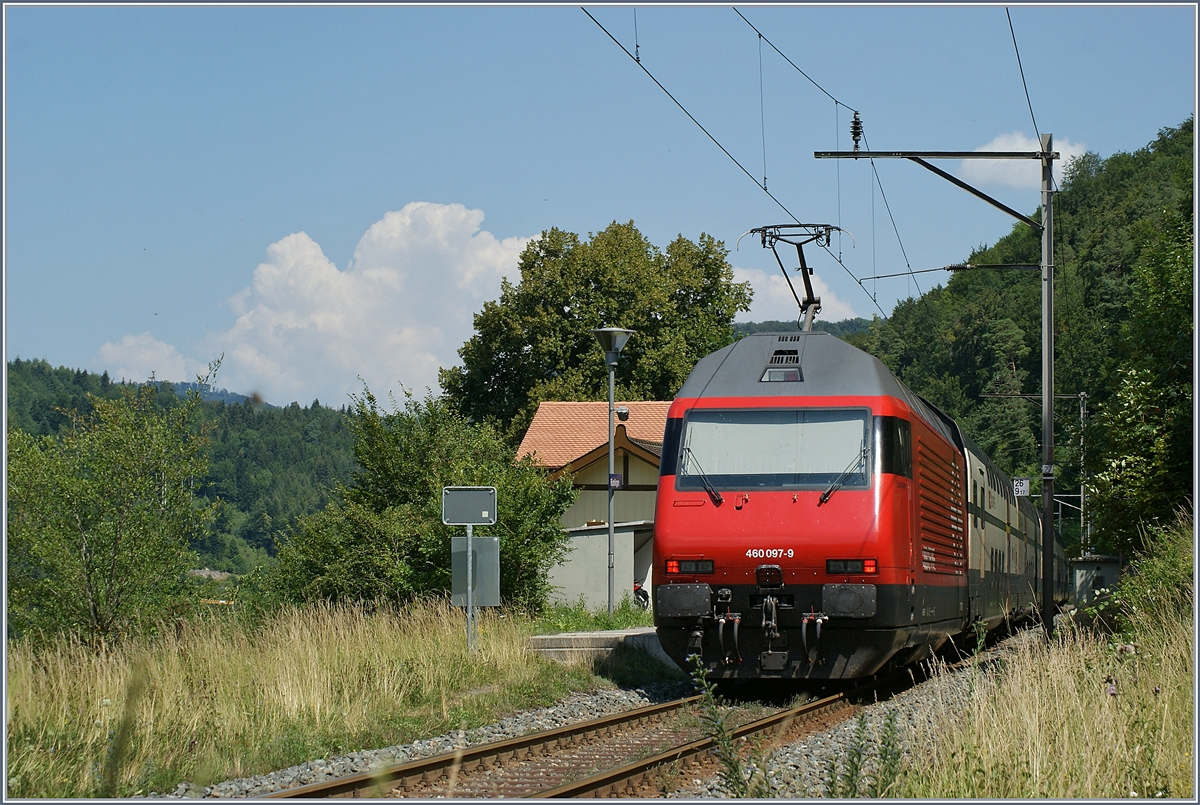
[652,330,1068,680]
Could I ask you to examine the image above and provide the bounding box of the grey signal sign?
[1014,478,1030,497]
[452,536,500,607]
[442,486,497,526]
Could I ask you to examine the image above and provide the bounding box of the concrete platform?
[528,626,682,671]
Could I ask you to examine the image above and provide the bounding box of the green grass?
[530,594,654,634]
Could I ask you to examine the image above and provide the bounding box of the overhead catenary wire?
[633,7,640,62]
[1006,8,1040,142]
[1006,7,1058,193]
[758,33,767,189]
[732,7,923,314]
[733,7,841,106]
[581,7,802,223]
[584,7,890,321]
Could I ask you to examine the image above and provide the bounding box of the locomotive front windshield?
[677,408,870,490]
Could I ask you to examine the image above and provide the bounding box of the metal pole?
[1040,133,1056,641]
[466,523,474,650]
[1080,393,1088,554]
[607,360,616,615]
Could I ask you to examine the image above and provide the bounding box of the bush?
[266,389,575,610]
[1115,506,1194,633]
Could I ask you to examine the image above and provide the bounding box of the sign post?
[442,486,497,651]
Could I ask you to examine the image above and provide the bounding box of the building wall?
[560,449,659,528]
[548,526,635,609]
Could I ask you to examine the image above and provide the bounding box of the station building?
[517,401,670,609]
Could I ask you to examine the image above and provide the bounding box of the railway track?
[258,680,879,799]
[252,625,1040,800]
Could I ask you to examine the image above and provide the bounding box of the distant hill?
[735,317,874,339]
[167,381,274,408]
[7,358,354,575]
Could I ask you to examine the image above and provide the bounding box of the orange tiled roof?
[517,401,671,469]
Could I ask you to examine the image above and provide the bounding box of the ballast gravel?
[669,665,978,798]
[672,628,1040,798]
[142,680,694,799]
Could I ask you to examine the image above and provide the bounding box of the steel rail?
[257,694,703,799]
[529,686,856,798]
[256,652,961,800]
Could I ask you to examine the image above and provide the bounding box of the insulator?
[850,111,863,152]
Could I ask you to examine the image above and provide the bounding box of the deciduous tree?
[6,382,215,644]
[439,221,752,443]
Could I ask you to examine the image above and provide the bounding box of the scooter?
[633,580,650,610]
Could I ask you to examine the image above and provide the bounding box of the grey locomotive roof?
[677,331,960,447]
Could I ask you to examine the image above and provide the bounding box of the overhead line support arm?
[813,150,1057,232]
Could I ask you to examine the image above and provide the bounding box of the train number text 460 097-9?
[745,548,794,559]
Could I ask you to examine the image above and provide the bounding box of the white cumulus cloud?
[733,265,858,325]
[96,202,530,407]
[94,332,206,385]
[958,131,1087,189]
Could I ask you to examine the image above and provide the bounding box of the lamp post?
[592,326,635,614]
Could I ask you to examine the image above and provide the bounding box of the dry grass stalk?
[900,614,1193,798]
[6,598,592,798]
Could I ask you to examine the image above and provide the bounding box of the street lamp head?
[615,406,630,422]
[591,327,635,366]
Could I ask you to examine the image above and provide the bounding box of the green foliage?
[531,595,654,633]
[6,382,216,644]
[265,388,576,610]
[869,710,902,797]
[734,316,872,339]
[6,358,132,436]
[1097,508,1195,639]
[856,117,1192,555]
[1088,218,1193,553]
[200,398,356,571]
[439,221,752,443]
[690,654,772,798]
[826,711,869,797]
[7,360,359,576]
[824,710,904,798]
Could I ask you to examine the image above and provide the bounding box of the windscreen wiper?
[818,444,867,507]
[683,447,724,506]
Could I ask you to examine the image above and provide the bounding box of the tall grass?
[896,510,1194,798]
[6,598,600,798]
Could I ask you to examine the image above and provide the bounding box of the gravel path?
[145,681,694,799]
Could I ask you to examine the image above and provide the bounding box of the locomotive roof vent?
[768,349,800,365]
[760,349,803,382]
[776,335,802,342]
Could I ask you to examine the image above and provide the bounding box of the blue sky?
[4,4,1195,407]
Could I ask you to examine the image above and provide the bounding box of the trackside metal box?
[1071,554,1123,606]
